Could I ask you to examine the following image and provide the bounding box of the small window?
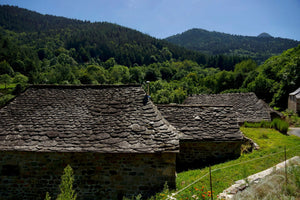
[1,165,20,176]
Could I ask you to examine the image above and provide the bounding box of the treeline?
[1,43,299,110]
[149,45,300,110]
[166,28,300,64]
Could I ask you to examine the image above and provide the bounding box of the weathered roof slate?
[157,105,244,141]
[183,93,272,123]
[290,87,300,98]
[0,85,179,153]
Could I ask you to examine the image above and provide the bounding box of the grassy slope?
[172,128,300,199]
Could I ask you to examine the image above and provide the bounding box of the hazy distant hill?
[257,32,273,38]
[165,28,300,64]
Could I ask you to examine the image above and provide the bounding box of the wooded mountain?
[165,28,300,64]
[0,5,245,70]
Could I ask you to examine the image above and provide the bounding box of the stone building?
[0,85,179,200]
[288,87,300,114]
[183,93,280,124]
[158,104,245,171]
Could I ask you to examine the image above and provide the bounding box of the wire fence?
[167,144,300,200]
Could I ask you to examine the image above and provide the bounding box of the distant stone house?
[288,87,300,114]
[0,85,179,200]
[158,104,245,171]
[183,93,281,124]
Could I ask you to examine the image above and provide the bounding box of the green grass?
[169,128,300,200]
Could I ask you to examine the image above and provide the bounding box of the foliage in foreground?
[45,165,77,200]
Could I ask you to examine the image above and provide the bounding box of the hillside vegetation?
[0,5,299,110]
[166,28,300,64]
[0,5,244,69]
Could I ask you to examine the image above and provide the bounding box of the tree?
[0,60,14,75]
[129,67,145,84]
[109,65,130,83]
[247,75,275,102]
[0,74,12,89]
[13,73,29,84]
[145,67,161,82]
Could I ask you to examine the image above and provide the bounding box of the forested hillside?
[166,28,300,64]
[0,5,245,69]
[0,5,299,111]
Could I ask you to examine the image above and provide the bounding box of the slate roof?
[157,105,244,141]
[0,85,179,153]
[183,93,273,123]
[290,87,300,98]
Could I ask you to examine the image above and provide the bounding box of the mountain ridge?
[165,28,299,64]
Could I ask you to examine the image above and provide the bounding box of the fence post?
[209,166,213,200]
[285,146,287,187]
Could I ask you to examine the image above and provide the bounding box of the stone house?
[183,92,281,124]
[157,104,245,171]
[0,85,179,200]
[288,87,300,114]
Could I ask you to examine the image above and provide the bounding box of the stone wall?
[0,151,176,200]
[288,95,300,114]
[177,141,242,171]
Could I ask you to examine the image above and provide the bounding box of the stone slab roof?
[0,85,179,153]
[183,93,272,123]
[157,105,244,141]
[290,87,300,98]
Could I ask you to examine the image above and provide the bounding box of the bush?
[57,165,77,200]
[45,165,77,200]
[283,109,300,127]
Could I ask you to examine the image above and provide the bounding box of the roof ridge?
[28,84,142,89]
[157,104,233,107]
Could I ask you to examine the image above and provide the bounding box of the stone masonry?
[0,151,176,200]
[0,85,179,200]
[158,105,245,171]
[177,141,243,170]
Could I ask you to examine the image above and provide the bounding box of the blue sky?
[1,0,300,40]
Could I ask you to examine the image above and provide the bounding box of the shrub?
[45,165,77,200]
[283,109,300,127]
[45,192,51,200]
[57,165,77,200]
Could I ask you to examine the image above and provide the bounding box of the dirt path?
[288,127,300,137]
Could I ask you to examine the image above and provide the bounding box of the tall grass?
[244,119,289,134]
[233,165,300,200]
[271,118,289,134]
